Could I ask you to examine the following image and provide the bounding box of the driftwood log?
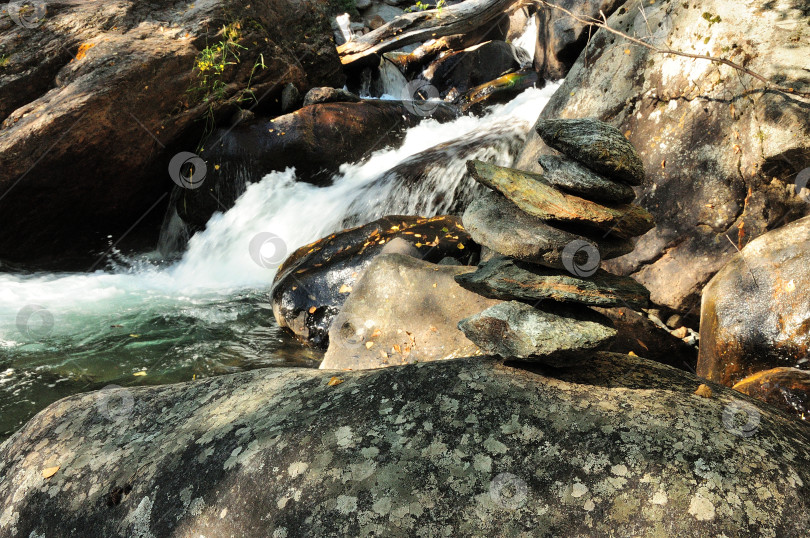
[337,0,519,66]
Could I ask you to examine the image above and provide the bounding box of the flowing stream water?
[0,82,559,440]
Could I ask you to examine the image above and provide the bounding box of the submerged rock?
[321,254,500,370]
[461,190,633,267]
[732,367,810,422]
[2,355,809,536]
[534,118,645,185]
[467,160,654,239]
[272,215,476,348]
[458,301,616,364]
[456,256,651,309]
[698,216,810,386]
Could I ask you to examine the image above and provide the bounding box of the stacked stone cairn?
[456,118,655,366]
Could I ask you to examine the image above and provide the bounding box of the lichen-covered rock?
[467,160,655,239]
[302,86,362,107]
[516,0,810,316]
[461,190,633,267]
[458,301,616,363]
[456,256,651,309]
[733,367,810,422]
[698,216,810,386]
[271,215,477,348]
[537,155,636,203]
[321,254,500,370]
[535,118,645,185]
[2,354,809,536]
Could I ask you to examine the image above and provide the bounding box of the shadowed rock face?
[1,354,809,536]
[0,0,344,268]
[517,0,810,317]
[422,40,522,98]
[271,215,477,348]
[698,215,810,386]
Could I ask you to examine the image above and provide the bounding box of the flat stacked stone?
[456,118,655,366]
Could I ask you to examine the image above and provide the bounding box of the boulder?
[321,254,500,370]
[361,3,405,28]
[697,216,810,386]
[534,119,645,186]
[458,301,616,364]
[457,69,541,115]
[732,367,809,422]
[422,40,521,98]
[271,215,477,348]
[456,256,651,309]
[461,189,634,267]
[1,354,809,536]
[467,160,655,239]
[537,155,636,203]
[0,0,344,268]
[178,100,457,229]
[516,0,810,317]
[533,0,626,80]
[302,87,362,107]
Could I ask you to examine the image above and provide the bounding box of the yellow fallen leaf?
[365,341,375,349]
[786,279,796,293]
[308,306,317,314]
[42,466,59,479]
[129,334,141,338]
[457,244,465,249]
[327,376,344,386]
[628,351,638,357]
[133,371,147,377]
[694,384,713,398]
[339,284,352,294]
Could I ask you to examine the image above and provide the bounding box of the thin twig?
[533,0,810,99]
[725,233,759,290]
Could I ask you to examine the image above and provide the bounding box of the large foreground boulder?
[698,215,810,386]
[516,0,810,318]
[1,354,809,536]
[0,0,343,268]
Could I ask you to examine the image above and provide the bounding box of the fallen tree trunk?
[337,0,520,66]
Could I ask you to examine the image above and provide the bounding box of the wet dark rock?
[467,160,654,239]
[4,354,809,536]
[422,40,521,98]
[535,119,645,186]
[515,0,810,316]
[733,367,810,421]
[538,155,636,203]
[302,87,361,107]
[462,190,633,267]
[321,254,500,370]
[459,301,616,364]
[456,256,651,309]
[178,100,457,229]
[271,215,476,348]
[0,0,343,268]
[457,69,540,115]
[698,215,810,387]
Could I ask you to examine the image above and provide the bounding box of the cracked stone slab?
[455,256,651,309]
[537,155,636,203]
[1,355,809,536]
[467,160,655,239]
[462,189,634,268]
[458,301,616,364]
